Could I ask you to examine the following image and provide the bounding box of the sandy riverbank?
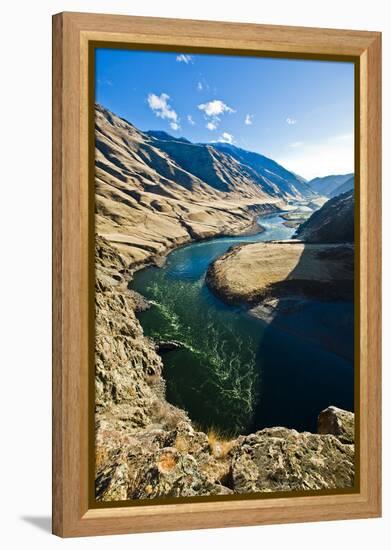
[206,241,354,306]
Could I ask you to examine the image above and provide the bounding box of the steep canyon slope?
[294,190,354,243]
[95,104,314,267]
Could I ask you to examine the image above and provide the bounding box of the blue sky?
[96,48,354,180]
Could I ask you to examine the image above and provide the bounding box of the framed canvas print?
[52,12,381,537]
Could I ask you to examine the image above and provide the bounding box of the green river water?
[131,213,354,436]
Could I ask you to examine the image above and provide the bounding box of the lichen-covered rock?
[95,235,188,428]
[230,427,354,493]
[95,236,193,499]
[317,406,355,444]
[96,423,233,501]
[130,447,232,499]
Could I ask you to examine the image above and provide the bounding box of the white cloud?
[286,117,297,125]
[198,99,235,117]
[197,81,203,91]
[219,132,234,144]
[198,100,235,133]
[147,93,178,123]
[206,121,218,131]
[97,78,113,87]
[176,54,193,64]
[276,133,354,180]
[170,122,180,131]
[245,114,253,125]
[289,141,304,148]
[187,115,195,126]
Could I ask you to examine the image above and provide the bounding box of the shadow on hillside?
[250,243,355,434]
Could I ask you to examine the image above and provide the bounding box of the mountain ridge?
[95,103,319,266]
[329,175,354,198]
[97,103,315,200]
[307,173,354,197]
[211,141,315,199]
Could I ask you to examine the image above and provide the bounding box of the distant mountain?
[307,173,354,197]
[212,142,315,199]
[294,190,354,243]
[329,175,354,198]
[140,133,313,201]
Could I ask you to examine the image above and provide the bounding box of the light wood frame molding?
[52,11,382,537]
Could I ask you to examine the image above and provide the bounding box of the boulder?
[230,427,354,493]
[156,340,184,353]
[317,406,355,444]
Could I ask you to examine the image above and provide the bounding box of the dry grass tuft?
[207,428,236,459]
[145,373,161,386]
[150,399,185,430]
[95,446,109,470]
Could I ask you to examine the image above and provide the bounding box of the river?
[131,213,354,436]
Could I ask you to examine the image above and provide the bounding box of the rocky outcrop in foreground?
[95,236,355,501]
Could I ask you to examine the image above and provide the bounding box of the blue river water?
[131,214,354,436]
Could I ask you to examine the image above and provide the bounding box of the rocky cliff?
[294,190,354,243]
[95,236,355,501]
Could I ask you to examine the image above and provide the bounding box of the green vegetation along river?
[131,213,354,437]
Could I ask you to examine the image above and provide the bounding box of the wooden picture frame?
[52,11,381,537]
